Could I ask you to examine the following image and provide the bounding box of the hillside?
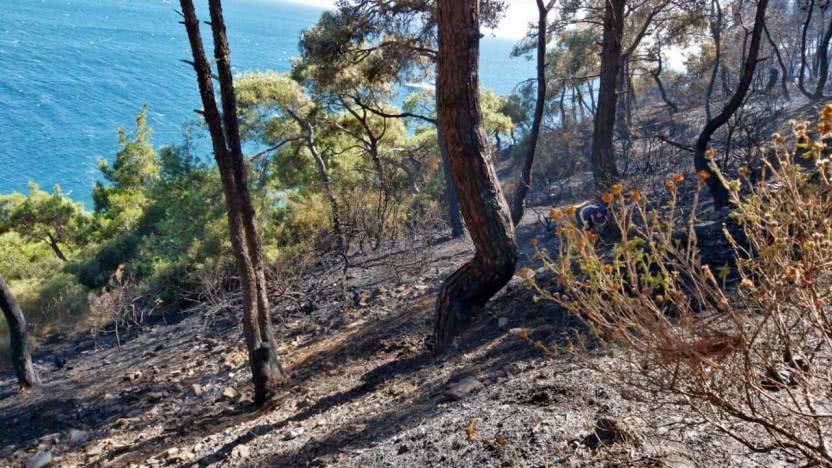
[0,192,790,467]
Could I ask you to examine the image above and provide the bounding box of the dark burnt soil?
[0,194,791,468]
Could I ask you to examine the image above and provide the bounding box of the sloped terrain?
[0,197,793,468]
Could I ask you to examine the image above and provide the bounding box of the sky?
[282,0,538,39]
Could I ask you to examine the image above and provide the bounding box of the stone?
[508,328,529,338]
[192,384,203,396]
[443,377,484,401]
[583,416,642,449]
[26,451,52,468]
[284,427,305,440]
[67,429,88,447]
[86,444,104,457]
[38,433,61,447]
[222,387,238,399]
[231,444,250,459]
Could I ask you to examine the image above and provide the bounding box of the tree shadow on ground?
[194,283,579,466]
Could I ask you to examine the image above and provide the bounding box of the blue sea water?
[0,0,534,206]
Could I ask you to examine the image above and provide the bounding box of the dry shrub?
[88,266,160,348]
[524,105,832,465]
[341,185,414,253]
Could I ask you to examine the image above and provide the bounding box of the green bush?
[0,232,61,281]
[9,273,90,335]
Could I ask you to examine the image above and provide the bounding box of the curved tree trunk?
[695,0,769,209]
[510,0,550,225]
[799,0,817,98]
[590,0,626,189]
[434,0,518,353]
[0,275,39,389]
[651,45,678,112]
[181,0,285,407]
[763,22,791,100]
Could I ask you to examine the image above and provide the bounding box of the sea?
[0,0,535,206]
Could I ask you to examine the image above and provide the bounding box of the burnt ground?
[0,189,799,468]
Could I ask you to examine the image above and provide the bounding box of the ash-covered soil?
[0,198,793,468]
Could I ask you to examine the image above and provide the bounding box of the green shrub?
[0,232,61,281]
[9,273,90,335]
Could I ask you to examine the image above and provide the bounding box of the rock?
[222,387,238,399]
[443,377,484,401]
[164,447,180,460]
[508,328,529,339]
[86,444,104,457]
[26,451,52,468]
[67,429,88,447]
[497,317,509,329]
[38,433,61,447]
[284,427,305,440]
[583,416,642,449]
[192,384,203,396]
[114,417,139,429]
[231,444,250,459]
[123,370,142,382]
[223,351,247,368]
[761,367,797,392]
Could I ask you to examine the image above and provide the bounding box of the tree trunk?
[434,0,518,353]
[763,22,791,100]
[705,0,723,122]
[510,0,549,225]
[180,0,285,407]
[651,45,678,112]
[0,275,39,389]
[813,16,832,98]
[296,117,347,254]
[437,125,465,238]
[799,0,817,98]
[695,0,769,209]
[590,0,626,189]
[46,233,67,262]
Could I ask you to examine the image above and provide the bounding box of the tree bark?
[695,0,769,209]
[437,125,465,238]
[510,0,551,225]
[180,0,285,407]
[590,0,626,189]
[434,0,518,353]
[0,275,39,389]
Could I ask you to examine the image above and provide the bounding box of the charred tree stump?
[0,275,39,389]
